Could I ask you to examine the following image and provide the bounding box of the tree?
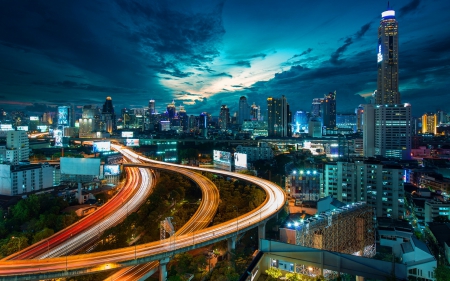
[32,228,54,244]
[434,265,450,281]
[265,267,283,280]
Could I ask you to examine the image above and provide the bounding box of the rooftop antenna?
[387,1,390,10]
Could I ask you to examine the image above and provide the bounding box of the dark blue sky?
[0,0,449,116]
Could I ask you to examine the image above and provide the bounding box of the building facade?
[267,96,290,137]
[6,130,29,165]
[0,163,54,196]
[324,159,405,219]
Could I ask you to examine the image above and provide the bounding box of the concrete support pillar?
[159,257,170,281]
[258,222,266,240]
[227,236,236,252]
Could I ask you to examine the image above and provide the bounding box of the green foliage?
[0,236,29,256]
[434,265,450,281]
[0,193,76,257]
[93,171,201,252]
[265,267,282,280]
[433,215,450,222]
[32,228,54,244]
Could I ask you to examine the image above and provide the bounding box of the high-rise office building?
[166,101,176,120]
[267,95,291,137]
[293,111,308,133]
[375,5,399,105]
[374,104,412,159]
[79,105,101,137]
[102,97,116,133]
[219,105,230,130]
[238,96,250,125]
[422,113,437,134]
[6,130,29,164]
[178,105,188,131]
[148,100,155,115]
[322,91,337,129]
[250,103,261,121]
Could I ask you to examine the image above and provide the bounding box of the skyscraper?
[238,96,250,125]
[375,5,399,105]
[219,105,230,130]
[422,113,437,134]
[166,100,176,120]
[322,91,337,129]
[148,100,155,115]
[267,95,291,137]
[363,6,411,159]
[102,97,116,133]
[250,103,261,121]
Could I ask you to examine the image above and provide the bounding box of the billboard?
[54,129,63,147]
[17,126,29,131]
[60,157,101,176]
[122,131,133,138]
[125,139,139,147]
[37,125,48,132]
[30,116,39,121]
[0,124,12,131]
[58,106,69,125]
[104,165,120,176]
[93,141,111,153]
[234,152,247,168]
[213,150,231,164]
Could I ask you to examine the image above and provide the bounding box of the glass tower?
[375,6,399,105]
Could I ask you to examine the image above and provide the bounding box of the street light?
[11,236,20,252]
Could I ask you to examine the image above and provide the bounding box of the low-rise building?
[235,142,273,162]
[0,163,54,196]
[425,200,450,222]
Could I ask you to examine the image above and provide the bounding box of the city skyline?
[1,0,449,116]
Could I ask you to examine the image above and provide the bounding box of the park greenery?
[0,194,78,257]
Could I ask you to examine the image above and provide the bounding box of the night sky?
[0,0,449,117]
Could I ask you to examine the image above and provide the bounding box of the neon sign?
[377,45,383,63]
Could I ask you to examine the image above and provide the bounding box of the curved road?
[0,147,285,280]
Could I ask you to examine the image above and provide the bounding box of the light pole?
[12,236,20,252]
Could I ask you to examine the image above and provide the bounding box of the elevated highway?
[0,147,286,280]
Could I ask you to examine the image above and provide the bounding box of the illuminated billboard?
[58,106,69,125]
[213,150,231,164]
[54,129,63,147]
[60,157,100,176]
[104,165,120,176]
[0,124,12,131]
[234,153,247,168]
[125,139,139,147]
[29,116,39,121]
[17,126,29,131]
[93,141,111,153]
[122,131,133,138]
[37,125,48,132]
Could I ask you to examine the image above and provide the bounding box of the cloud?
[329,22,371,65]
[24,103,52,113]
[232,60,251,67]
[329,37,353,65]
[212,72,232,78]
[290,48,313,59]
[32,80,144,95]
[250,53,267,59]
[355,23,371,39]
[399,0,421,16]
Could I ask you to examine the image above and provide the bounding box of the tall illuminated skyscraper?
[375,5,399,105]
[267,95,291,137]
[363,5,411,159]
